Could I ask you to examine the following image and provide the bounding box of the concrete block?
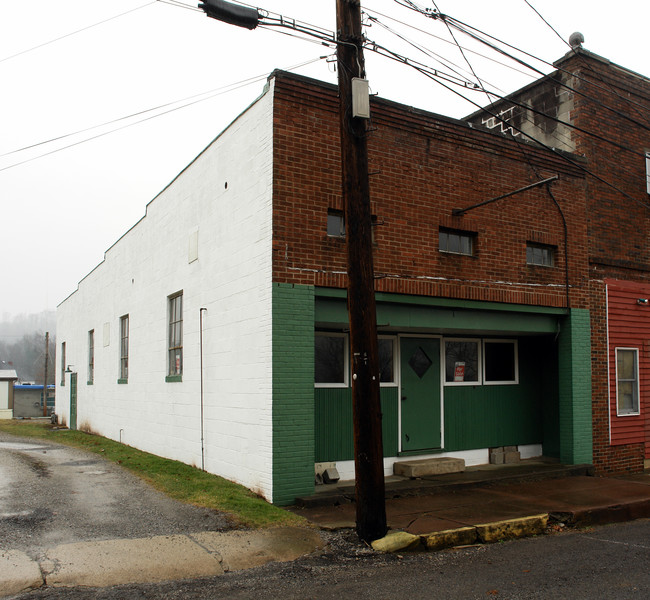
[475,514,549,543]
[371,531,423,553]
[424,527,477,551]
[393,457,465,478]
[504,451,521,464]
[489,447,505,465]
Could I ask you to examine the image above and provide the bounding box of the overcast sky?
[1,0,648,320]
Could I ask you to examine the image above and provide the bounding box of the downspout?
[200,308,208,471]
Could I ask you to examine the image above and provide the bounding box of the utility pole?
[199,0,387,542]
[42,331,49,416]
[336,0,387,542]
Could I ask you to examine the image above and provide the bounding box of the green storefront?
[272,283,592,505]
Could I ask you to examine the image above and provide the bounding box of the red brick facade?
[467,49,650,474]
[271,72,589,311]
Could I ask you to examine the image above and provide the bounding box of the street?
[9,516,650,599]
[3,429,650,599]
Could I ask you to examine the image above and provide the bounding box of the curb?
[374,514,550,554]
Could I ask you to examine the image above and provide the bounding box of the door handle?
[401,396,407,401]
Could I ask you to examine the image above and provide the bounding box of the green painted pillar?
[272,283,315,505]
[557,309,593,464]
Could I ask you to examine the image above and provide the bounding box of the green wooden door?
[400,337,441,452]
[69,372,77,431]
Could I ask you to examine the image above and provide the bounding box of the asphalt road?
[12,519,650,600]
[0,431,233,556]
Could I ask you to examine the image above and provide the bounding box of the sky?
[1,0,648,319]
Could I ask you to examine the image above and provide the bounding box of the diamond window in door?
[408,346,432,379]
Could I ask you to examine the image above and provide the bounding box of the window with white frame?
[378,336,397,385]
[444,339,480,384]
[646,151,650,195]
[616,347,640,415]
[119,315,129,383]
[167,292,183,379]
[315,332,348,387]
[88,330,94,385]
[483,339,518,384]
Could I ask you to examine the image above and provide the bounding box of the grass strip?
[0,420,305,529]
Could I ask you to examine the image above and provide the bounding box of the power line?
[0,2,156,64]
[0,57,325,173]
[522,0,650,129]
[379,47,650,211]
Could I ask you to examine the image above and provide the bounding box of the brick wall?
[271,72,589,311]
[466,50,650,475]
[272,283,315,504]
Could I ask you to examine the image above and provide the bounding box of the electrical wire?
[522,0,650,129]
[0,57,326,173]
[430,0,497,103]
[374,46,650,210]
[0,2,156,64]
[441,14,650,131]
[393,1,650,126]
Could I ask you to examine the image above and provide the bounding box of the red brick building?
[467,47,650,475]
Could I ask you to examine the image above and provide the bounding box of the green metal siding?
[314,387,399,462]
[444,338,548,451]
[316,296,563,334]
[272,283,315,505]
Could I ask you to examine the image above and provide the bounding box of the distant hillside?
[0,311,56,342]
[0,311,56,382]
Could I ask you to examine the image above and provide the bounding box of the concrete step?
[393,457,465,478]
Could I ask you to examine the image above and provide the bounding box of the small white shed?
[0,369,18,419]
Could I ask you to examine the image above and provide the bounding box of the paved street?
[12,519,650,600]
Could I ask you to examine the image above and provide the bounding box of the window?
[119,315,129,383]
[483,340,518,384]
[616,348,640,415]
[526,242,554,267]
[88,330,94,385]
[378,337,397,385]
[646,152,650,195]
[60,342,66,386]
[327,209,345,238]
[444,339,480,384]
[439,228,474,256]
[167,293,183,381]
[327,209,377,240]
[315,333,347,387]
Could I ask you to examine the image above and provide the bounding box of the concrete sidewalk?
[290,464,650,551]
[0,527,324,598]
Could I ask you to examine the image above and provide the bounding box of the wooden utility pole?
[336,0,387,542]
[42,331,49,416]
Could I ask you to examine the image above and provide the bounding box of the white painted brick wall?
[56,81,276,500]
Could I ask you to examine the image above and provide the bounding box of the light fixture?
[637,299,649,305]
[65,365,74,373]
